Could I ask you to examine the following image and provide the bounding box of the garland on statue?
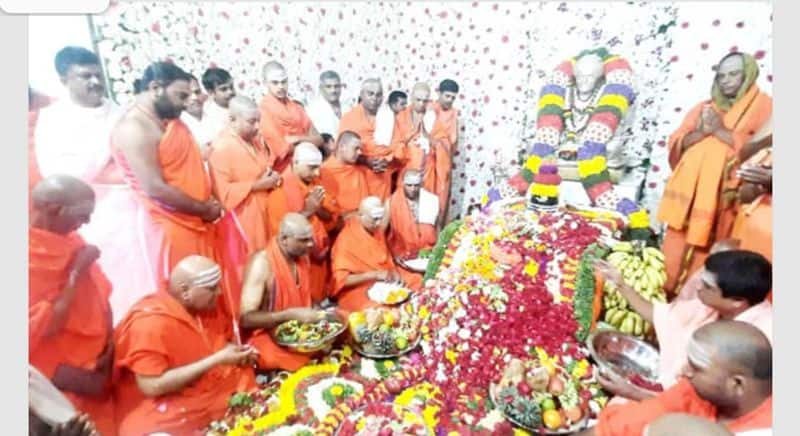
[483,48,651,240]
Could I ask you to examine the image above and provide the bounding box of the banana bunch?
[601,242,669,337]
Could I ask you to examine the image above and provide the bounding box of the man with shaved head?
[392,82,433,176]
[273,142,342,301]
[114,255,257,435]
[659,52,772,294]
[306,70,347,139]
[388,169,439,260]
[239,213,327,371]
[208,95,285,254]
[331,196,422,314]
[579,320,772,436]
[259,61,323,173]
[339,78,408,199]
[320,131,371,215]
[29,175,115,436]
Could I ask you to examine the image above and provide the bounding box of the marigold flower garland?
[484,47,651,240]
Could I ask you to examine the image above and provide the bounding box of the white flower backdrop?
[91,1,772,226]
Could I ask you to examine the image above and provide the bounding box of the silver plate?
[489,382,589,435]
[587,330,661,395]
[272,312,347,354]
[351,334,421,360]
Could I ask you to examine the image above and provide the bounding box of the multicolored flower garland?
[484,48,651,240]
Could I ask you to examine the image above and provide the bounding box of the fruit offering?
[492,358,606,434]
[349,307,420,357]
[602,242,668,337]
[274,318,343,344]
[336,403,430,436]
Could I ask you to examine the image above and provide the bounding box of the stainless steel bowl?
[272,312,347,354]
[587,330,661,394]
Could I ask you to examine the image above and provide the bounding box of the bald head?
[264,61,289,100]
[402,169,423,200]
[228,96,260,141]
[575,53,605,94]
[168,255,222,311]
[293,142,323,165]
[31,175,95,234]
[336,131,362,164]
[645,414,733,436]
[359,79,383,114]
[410,82,431,113]
[358,196,386,232]
[278,213,314,258]
[692,320,772,380]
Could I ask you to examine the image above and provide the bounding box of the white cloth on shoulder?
[374,104,395,146]
[306,96,342,137]
[417,188,440,226]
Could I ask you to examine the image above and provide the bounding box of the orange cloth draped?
[391,106,426,174]
[247,238,313,371]
[425,102,458,221]
[732,148,772,262]
[113,119,219,286]
[113,293,255,436]
[208,128,286,253]
[319,156,370,215]
[258,93,313,173]
[388,188,438,258]
[29,228,115,436]
[657,85,771,294]
[279,169,339,302]
[339,104,407,199]
[595,378,771,435]
[331,218,421,314]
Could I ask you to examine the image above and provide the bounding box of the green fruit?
[540,398,556,411]
[395,336,409,350]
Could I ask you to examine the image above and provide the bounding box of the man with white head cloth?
[113,255,257,435]
[259,61,323,173]
[331,196,423,314]
[388,169,440,260]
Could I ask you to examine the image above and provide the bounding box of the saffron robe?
[388,187,439,258]
[319,156,371,215]
[259,93,314,173]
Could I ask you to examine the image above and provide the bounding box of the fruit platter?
[335,402,432,436]
[600,242,668,338]
[366,282,412,305]
[272,313,347,353]
[489,357,607,434]
[348,306,421,359]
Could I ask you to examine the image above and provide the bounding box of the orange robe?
[331,218,421,314]
[732,148,772,262]
[426,102,458,221]
[391,106,426,174]
[339,104,407,199]
[279,169,340,302]
[113,119,219,287]
[29,228,115,436]
[208,128,287,253]
[247,238,313,371]
[319,156,371,215]
[113,293,255,436]
[657,85,771,294]
[595,378,772,436]
[259,93,313,173]
[388,188,438,258]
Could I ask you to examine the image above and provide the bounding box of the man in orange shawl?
[239,214,328,371]
[657,52,772,295]
[331,197,422,314]
[425,79,460,223]
[392,82,433,176]
[277,143,341,302]
[29,175,115,436]
[579,320,772,436]
[259,61,323,173]
[111,62,224,288]
[733,142,772,262]
[320,131,371,216]
[388,169,439,259]
[339,79,408,199]
[114,255,257,435]
[209,96,285,252]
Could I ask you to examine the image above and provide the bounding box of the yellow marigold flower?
[330,385,344,396]
[384,361,395,369]
[445,349,457,364]
[418,305,430,319]
[524,260,540,278]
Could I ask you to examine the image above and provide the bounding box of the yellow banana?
[604,308,618,323]
[613,242,634,253]
[620,315,635,334]
[607,252,630,267]
[644,247,666,262]
[610,310,627,327]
